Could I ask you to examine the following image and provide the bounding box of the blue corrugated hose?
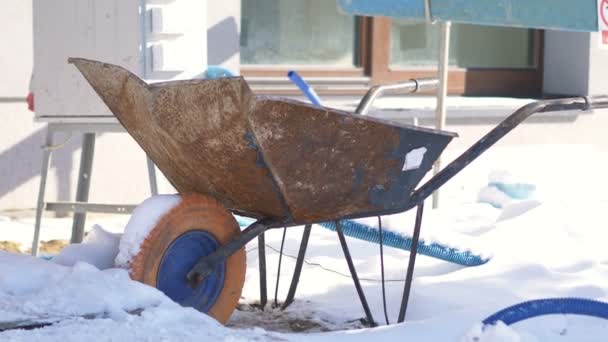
[318,220,488,267]
[482,297,608,326]
[234,215,487,267]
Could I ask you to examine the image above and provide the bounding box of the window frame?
[240,15,544,97]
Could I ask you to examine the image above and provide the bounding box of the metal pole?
[258,233,268,309]
[31,128,54,256]
[432,21,451,209]
[146,157,158,196]
[70,133,95,243]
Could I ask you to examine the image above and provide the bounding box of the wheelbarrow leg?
[258,233,267,309]
[282,224,312,310]
[397,203,425,323]
[336,221,376,327]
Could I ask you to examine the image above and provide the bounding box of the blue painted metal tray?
[338,0,600,32]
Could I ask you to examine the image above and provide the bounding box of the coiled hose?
[483,297,608,326]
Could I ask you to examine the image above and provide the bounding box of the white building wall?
[0,2,606,212]
[543,30,608,96]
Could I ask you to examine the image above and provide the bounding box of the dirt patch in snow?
[1,239,69,254]
[227,301,366,333]
[0,241,21,253]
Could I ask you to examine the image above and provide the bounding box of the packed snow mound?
[0,251,165,320]
[52,225,122,270]
[0,251,280,341]
[114,195,181,269]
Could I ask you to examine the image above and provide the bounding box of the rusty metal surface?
[69,58,456,224]
[249,98,454,222]
[69,58,286,219]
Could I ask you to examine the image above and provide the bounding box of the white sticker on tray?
[402,147,427,171]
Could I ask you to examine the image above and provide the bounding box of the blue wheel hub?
[157,230,225,313]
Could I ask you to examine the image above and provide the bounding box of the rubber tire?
[128,193,246,324]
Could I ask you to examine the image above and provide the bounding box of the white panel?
[32,0,208,118]
[145,0,207,81]
[32,0,143,118]
[0,0,33,98]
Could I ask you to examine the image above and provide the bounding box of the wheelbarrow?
[69,57,608,325]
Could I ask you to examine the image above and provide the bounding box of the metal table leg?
[146,157,158,196]
[70,133,95,243]
[258,233,268,308]
[31,129,54,256]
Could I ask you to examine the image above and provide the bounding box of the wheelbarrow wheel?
[128,193,246,324]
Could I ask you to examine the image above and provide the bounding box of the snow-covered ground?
[1,144,608,341]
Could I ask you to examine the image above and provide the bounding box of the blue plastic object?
[337,0,599,32]
[157,231,225,312]
[482,298,608,326]
[205,66,235,79]
[287,70,323,106]
[488,182,536,200]
[319,220,487,266]
[234,215,487,266]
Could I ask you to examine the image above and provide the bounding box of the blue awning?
[337,0,599,32]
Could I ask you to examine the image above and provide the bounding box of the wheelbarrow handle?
[406,95,606,208]
[586,95,608,110]
[355,78,439,115]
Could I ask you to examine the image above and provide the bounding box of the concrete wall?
[543,30,608,96]
[588,32,608,95]
[207,0,241,73]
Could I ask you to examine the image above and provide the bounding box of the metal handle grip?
[586,95,608,110]
[355,78,439,115]
[413,78,440,92]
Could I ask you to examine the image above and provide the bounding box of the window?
[240,0,357,66]
[239,2,543,96]
[390,21,535,69]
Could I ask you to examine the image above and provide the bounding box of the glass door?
[240,0,369,81]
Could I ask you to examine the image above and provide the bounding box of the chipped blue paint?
[353,167,364,190]
[244,131,267,168]
[369,128,449,211]
[338,0,599,32]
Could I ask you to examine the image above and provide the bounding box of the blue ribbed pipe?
[319,220,488,267]
[483,298,608,326]
[287,70,323,106]
[234,215,487,267]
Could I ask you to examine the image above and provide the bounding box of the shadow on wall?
[0,126,80,211]
[207,16,239,66]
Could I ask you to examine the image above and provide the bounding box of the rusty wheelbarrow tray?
[69,57,608,326]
